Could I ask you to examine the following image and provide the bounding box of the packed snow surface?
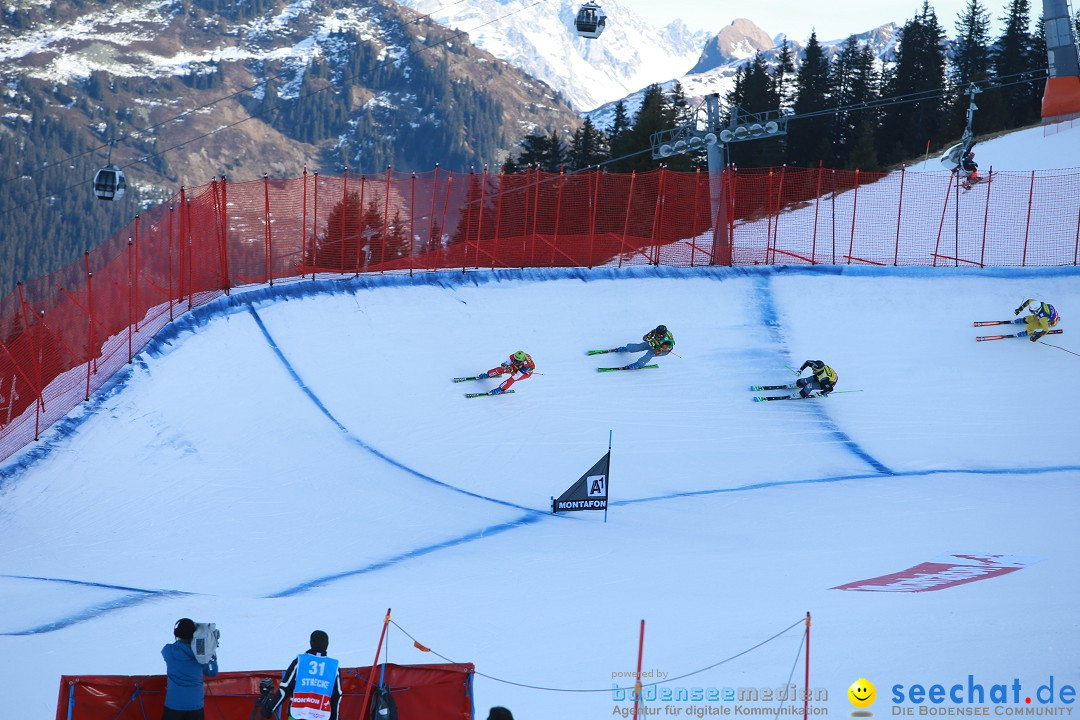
[1,264,1078,719]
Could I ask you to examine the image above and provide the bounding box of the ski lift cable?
[0,0,549,189]
[0,0,554,217]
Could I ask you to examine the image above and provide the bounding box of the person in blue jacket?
[161,617,219,720]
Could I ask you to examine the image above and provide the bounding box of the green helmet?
[513,350,527,362]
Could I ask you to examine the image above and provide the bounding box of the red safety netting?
[55,662,473,720]
[3,165,1078,466]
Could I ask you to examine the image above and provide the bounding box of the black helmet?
[174,618,196,640]
[655,324,667,335]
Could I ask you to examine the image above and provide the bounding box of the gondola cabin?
[575,2,606,39]
[93,165,127,201]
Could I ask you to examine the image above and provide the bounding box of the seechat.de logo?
[849,678,877,716]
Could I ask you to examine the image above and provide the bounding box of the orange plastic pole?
[632,620,646,719]
[359,609,392,720]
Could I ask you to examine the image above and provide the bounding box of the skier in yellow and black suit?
[791,360,837,399]
[1012,298,1061,342]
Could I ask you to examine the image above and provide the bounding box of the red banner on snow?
[55,662,473,720]
[833,554,1041,593]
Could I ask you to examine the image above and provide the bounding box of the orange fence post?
[311,171,319,280]
[932,174,954,267]
[167,207,175,321]
[588,169,601,268]
[409,172,416,277]
[302,166,308,278]
[812,162,823,265]
[263,174,272,285]
[847,169,860,265]
[893,165,906,266]
[382,165,392,272]
[339,168,349,274]
[219,177,230,294]
[85,251,94,400]
[1021,170,1035,266]
[619,171,636,269]
[979,168,993,267]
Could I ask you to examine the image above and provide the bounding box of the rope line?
[389,616,805,693]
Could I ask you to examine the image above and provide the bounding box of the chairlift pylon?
[575,2,606,39]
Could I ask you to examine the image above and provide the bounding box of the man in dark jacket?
[161,618,219,720]
[266,630,343,720]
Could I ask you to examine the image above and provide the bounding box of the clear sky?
[619,0,1026,44]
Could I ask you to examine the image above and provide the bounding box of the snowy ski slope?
[1,264,1078,719]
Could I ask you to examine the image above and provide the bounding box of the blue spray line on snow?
[266,511,542,598]
[4,460,1077,634]
[246,306,544,516]
[751,273,893,475]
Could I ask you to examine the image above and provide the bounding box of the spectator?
[161,617,219,720]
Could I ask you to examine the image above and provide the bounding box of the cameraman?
[265,630,342,720]
[161,618,219,720]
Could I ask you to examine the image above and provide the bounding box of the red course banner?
[833,554,1042,593]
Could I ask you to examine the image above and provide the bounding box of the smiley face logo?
[848,678,876,712]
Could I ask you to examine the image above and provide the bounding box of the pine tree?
[607,101,632,166]
[877,2,948,164]
[515,131,552,170]
[947,0,994,137]
[786,33,833,167]
[569,117,609,170]
[618,84,671,172]
[991,0,1038,129]
[773,38,797,107]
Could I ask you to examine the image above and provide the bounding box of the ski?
[972,320,1017,327]
[586,349,620,355]
[976,329,1062,342]
[465,390,516,398]
[753,395,800,402]
[453,376,486,383]
[750,384,796,391]
[597,364,659,372]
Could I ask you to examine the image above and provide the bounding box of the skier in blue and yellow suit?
[1013,298,1060,342]
[792,360,837,399]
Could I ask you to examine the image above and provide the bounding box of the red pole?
[979,168,993,268]
[439,171,453,270]
[429,164,440,265]
[689,168,701,267]
[382,165,392,271]
[551,167,565,266]
[340,168,349,274]
[932,174,953,268]
[302,166,308,278]
[619,172,636,268]
[632,620,646,720]
[219,177,230,294]
[847,168,860,265]
[1074,204,1080,266]
[811,162,822,264]
[588,168,600,268]
[765,170,775,264]
[476,164,488,269]
[178,187,186,304]
[16,282,43,418]
[893,165,906,266]
[520,167,531,269]
[1021,170,1035,266]
[167,207,174,321]
[463,168,473,274]
[409,172,416,277]
[133,214,140,331]
[356,174,367,274]
[493,167,505,270]
[127,237,134,363]
[358,609,392,720]
[803,612,811,720]
[184,194,193,310]
[650,167,665,265]
[312,171,319,280]
[529,167,541,266]
[773,165,786,262]
[263,174,272,285]
[85,252,93,400]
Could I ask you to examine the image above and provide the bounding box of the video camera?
[251,677,277,720]
[192,622,219,664]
